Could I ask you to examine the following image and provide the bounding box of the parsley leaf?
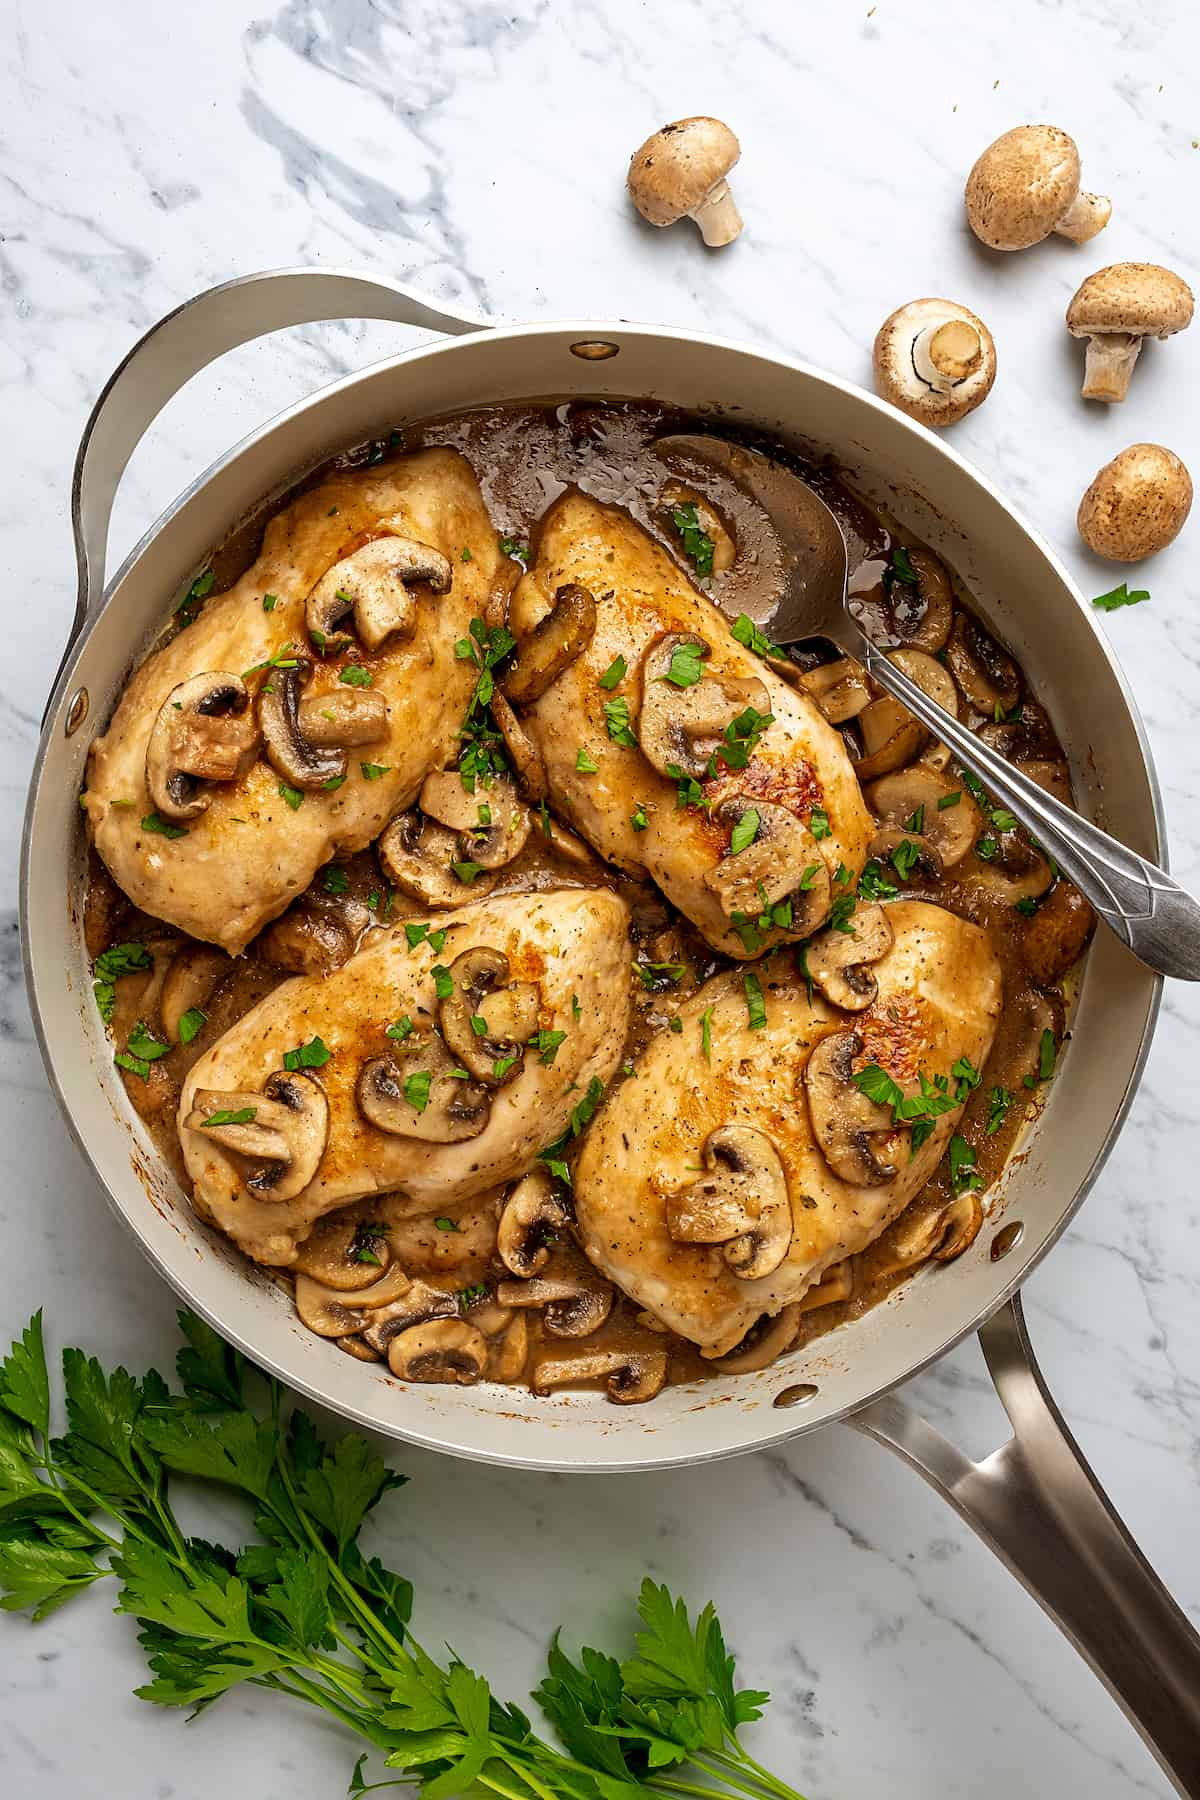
[575,746,599,773]
[1093,582,1151,612]
[176,1007,207,1046]
[403,1071,432,1113]
[986,1085,1013,1135]
[662,639,708,688]
[729,809,760,855]
[731,613,782,658]
[809,806,831,840]
[598,655,626,689]
[339,665,372,688]
[140,813,188,840]
[603,696,638,746]
[322,866,349,895]
[282,1036,331,1072]
[669,503,716,578]
[700,1005,715,1063]
[743,971,767,1030]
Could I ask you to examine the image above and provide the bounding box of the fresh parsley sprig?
[0,1311,806,1800]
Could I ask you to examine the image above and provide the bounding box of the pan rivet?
[569,340,620,361]
[64,688,89,737]
[773,1382,818,1408]
[990,1220,1024,1261]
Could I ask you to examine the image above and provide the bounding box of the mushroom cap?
[1066,263,1195,339]
[1077,443,1193,562]
[965,124,1082,249]
[627,117,741,225]
[873,298,997,428]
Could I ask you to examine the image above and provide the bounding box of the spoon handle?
[846,630,1200,981]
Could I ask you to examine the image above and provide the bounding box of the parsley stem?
[497,1755,559,1800]
[707,1742,806,1800]
[262,1669,377,1741]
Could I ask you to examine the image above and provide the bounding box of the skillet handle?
[61,266,486,698]
[851,1294,1200,1797]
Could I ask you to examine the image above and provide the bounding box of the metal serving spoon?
[655,434,1200,981]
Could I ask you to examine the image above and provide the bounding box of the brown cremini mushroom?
[804,1032,903,1186]
[259,659,387,791]
[357,1038,491,1143]
[305,536,452,652]
[853,648,959,783]
[873,299,997,428]
[627,117,743,247]
[291,1213,393,1291]
[704,798,831,938]
[419,770,531,871]
[867,766,982,869]
[497,1169,571,1278]
[158,944,230,1044]
[145,673,259,822]
[1077,444,1193,561]
[184,1070,328,1201]
[294,1262,412,1338]
[799,657,872,724]
[708,1306,800,1374]
[943,612,1020,717]
[387,1318,487,1384]
[496,1266,615,1339]
[1066,264,1194,403]
[804,903,894,1012]
[965,125,1110,250]
[1021,880,1096,986]
[665,1124,793,1280]
[658,481,737,572]
[502,584,597,704]
[378,811,494,909]
[638,634,770,781]
[797,1260,855,1313]
[360,1280,458,1354]
[437,946,539,1086]
[881,548,955,652]
[489,690,548,800]
[531,1345,668,1403]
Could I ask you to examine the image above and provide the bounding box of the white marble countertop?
[3,1,1199,1795]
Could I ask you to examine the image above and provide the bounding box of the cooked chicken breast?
[573,900,1002,1355]
[180,888,630,1265]
[85,449,502,954]
[509,492,874,958]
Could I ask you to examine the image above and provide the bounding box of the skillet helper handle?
[852,1295,1200,1797]
[847,629,1200,981]
[66,266,486,676]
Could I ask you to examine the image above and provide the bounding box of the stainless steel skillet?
[20,268,1200,1793]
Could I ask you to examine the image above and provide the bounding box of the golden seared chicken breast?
[573,900,1002,1356]
[85,449,503,953]
[503,492,874,958]
[179,888,630,1265]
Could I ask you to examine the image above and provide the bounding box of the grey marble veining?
[2,0,1199,1795]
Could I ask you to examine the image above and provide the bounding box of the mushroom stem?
[691,178,743,247]
[1080,332,1141,403]
[1054,188,1112,244]
[912,319,982,391]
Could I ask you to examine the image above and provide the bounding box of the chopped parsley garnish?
[902,806,926,834]
[404,922,447,953]
[492,1054,518,1081]
[1093,582,1150,612]
[729,809,760,856]
[278,783,304,811]
[731,613,782,658]
[828,894,857,932]
[598,655,627,689]
[261,593,278,612]
[404,1072,433,1114]
[986,1085,1013,1135]
[670,502,716,578]
[1024,1028,1058,1088]
[476,803,492,827]
[699,1005,715,1063]
[385,1016,414,1041]
[743,971,767,1031]
[948,1134,982,1193]
[890,838,922,881]
[1015,895,1040,917]
[321,773,346,792]
[127,1022,170,1066]
[568,1076,605,1136]
[360,762,391,780]
[798,864,821,889]
[339,664,372,688]
[242,645,302,678]
[141,812,188,840]
[575,746,599,773]
[175,569,215,626]
[177,1007,206,1046]
[661,639,708,688]
[809,807,831,840]
[797,939,814,1004]
[634,962,686,990]
[531,1028,567,1065]
[730,883,794,952]
[854,1060,978,1163]
[709,704,774,774]
[499,537,529,566]
[834,863,852,885]
[455,617,517,791]
[666,763,708,810]
[669,1016,684,1034]
[434,1215,460,1233]
[631,803,649,832]
[937,790,962,810]
[451,861,484,884]
[571,993,582,1019]
[990,809,1018,833]
[975,835,999,861]
[200,1105,257,1128]
[322,867,349,895]
[469,1015,489,1037]
[458,1282,491,1309]
[283,1035,332,1072]
[92,942,153,1024]
[603,696,638,746]
[431,965,454,1000]
[461,546,472,562]
[885,545,918,588]
[857,859,898,902]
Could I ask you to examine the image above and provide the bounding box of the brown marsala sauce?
[84,399,1089,1398]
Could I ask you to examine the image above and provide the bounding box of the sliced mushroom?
[259,659,386,791]
[805,903,894,1011]
[360,1280,459,1354]
[145,673,259,821]
[488,1313,529,1382]
[708,1306,800,1373]
[867,766,982,869]
[305,536,452,652]
[704,798,831,937]
[853,649,957,783]
[337,1335,382,1363]
[419,770,531,870]
[295,1262,412,1336]
[295,1275,365,1339]
[502,584,596,704]
[658,480,737,572]
[531,1346,668,1404]
[637,634,771,781]
[378,811,496,908]
[872,1192,983,1278]
[259,907,357,977]
[184,1070,328,1201]
[804,1032,902,1186]
[291,1213,393,1291]
[497,1169,571,1278]
[387,1318,487,1384]
[298,688,389,746]
[437,946,540,1086]
[496,1269,615,1338]
[943,612,1020,717]
[966,838,1054,907]
[883,548,954,652]
[490,690,548,800]
[665,1124,792,1281]
[797,1259,855,1313]
[929,1191,984,1263]
[867,827,944,883]
[357,1039,491,1143]
[1021,880,1096,986]
[799,656,872,724]
[158,945,230,1044]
